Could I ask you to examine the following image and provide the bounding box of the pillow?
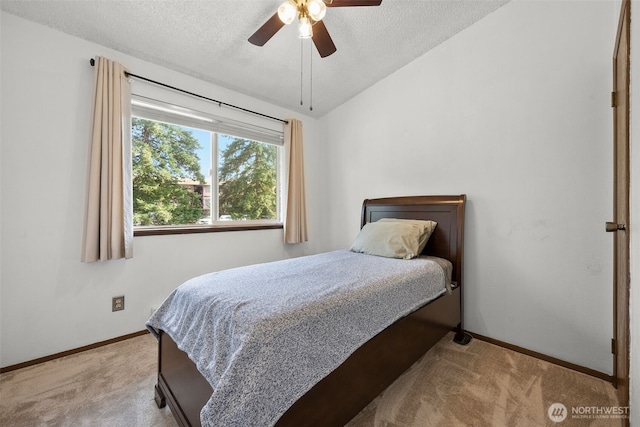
[378,218,437,254]
[350,218,437,259]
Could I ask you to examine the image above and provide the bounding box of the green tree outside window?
[219,138,277,220]
[132,118,205,225]
[132,117,278,226]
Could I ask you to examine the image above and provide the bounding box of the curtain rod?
[89,58,288,125]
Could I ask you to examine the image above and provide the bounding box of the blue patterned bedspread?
[146,249,450,427]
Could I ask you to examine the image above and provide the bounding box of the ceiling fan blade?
[312,20,337,58]
[326,0,382,7]
[248,13,285,46]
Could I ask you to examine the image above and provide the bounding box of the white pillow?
[350,219,437,259]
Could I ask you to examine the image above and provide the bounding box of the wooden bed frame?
[154,194,467,427]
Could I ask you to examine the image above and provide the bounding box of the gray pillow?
[350,219,437,259]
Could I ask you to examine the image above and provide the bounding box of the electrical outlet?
[112,296,125,312]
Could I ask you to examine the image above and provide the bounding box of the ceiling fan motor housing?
[249,0,382,58]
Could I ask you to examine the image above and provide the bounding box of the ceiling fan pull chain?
[300,38,304,106]
[309,42,313,111]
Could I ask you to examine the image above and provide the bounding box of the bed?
[148,194,467,427]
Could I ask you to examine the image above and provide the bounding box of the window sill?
[134,222,283,237]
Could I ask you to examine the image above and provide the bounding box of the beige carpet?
[0,334,175,427]
[346,333,623,427]
[0,332,622,426]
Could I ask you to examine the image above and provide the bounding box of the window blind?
[131,95,284,146]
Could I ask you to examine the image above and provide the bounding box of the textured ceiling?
[1,0,509,118]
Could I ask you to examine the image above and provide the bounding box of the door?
[609,0,630,412]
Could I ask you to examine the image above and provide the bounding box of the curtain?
[81,56,133,262]
[284,119,308,244]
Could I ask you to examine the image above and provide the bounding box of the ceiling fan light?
[306,0,326,21]
[298,16,313,38]
[277,0,298,25]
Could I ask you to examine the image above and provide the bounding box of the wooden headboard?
[360,195,466,286]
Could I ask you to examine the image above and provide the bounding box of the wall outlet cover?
[112,296,125,312]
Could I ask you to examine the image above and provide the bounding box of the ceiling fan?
[248,0,382,58]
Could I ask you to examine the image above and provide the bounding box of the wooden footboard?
[155,287,460,427]
[156,333,211,426]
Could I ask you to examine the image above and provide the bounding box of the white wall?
[320,0,618,374]
[629,0,639,422]
[0,12,323,367]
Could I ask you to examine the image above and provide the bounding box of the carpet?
[346,333,623,427]
[0,334,175,427]
[0,332,622,426]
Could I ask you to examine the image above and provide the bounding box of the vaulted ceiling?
[1,0,509,118]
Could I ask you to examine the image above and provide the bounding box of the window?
[131,96,284,234]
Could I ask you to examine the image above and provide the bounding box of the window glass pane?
[132,117,210,226]
[218,134,278,221]
[190,127,212,225]
[131,98,282,230]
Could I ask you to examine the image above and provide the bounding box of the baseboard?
[0,330,149,374]
[467,331,613,384]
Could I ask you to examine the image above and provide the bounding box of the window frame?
[131,95,285,236]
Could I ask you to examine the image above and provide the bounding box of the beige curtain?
[284,119,308,244]
[81,56,133,262]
